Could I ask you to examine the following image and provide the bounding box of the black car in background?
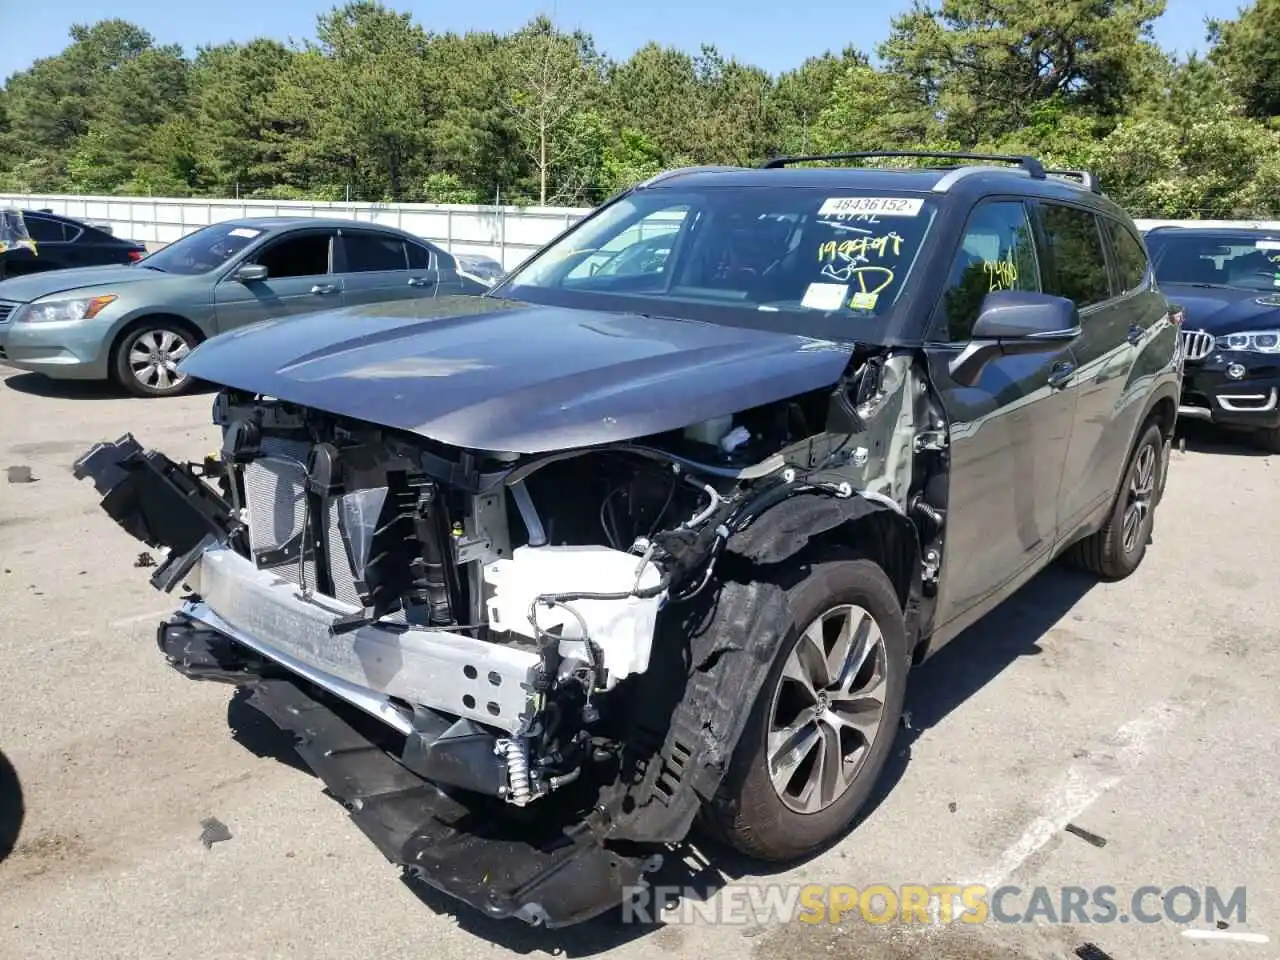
[1145,226,1280,452]
[0,208,147,279]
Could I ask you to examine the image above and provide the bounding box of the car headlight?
[20,294,118,324]
[1215,330,1280,354]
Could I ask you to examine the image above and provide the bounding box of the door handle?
[1126,323,1144,345]
[310,283,337,295]
[1047,360,1075,389]
[407,277,433,288]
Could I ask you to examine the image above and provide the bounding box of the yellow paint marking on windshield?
[817,232,904,263]
[849,266,895,295]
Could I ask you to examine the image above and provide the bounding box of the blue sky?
[0,0,1222,81]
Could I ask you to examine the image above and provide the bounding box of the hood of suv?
[1164,283,1280,335]
[180,296,856,453]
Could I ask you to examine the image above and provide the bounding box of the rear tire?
[1065,422,1164,580]
[706,556,907,862]
[113,320,198,398]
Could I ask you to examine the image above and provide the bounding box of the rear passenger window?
[344,233,407,272]
[24,215,67,243]
[1102,219,1148,293]
[937,201,1041,342]
[1036,204,1112,307]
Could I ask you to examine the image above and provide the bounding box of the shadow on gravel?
[2,371,124,400]
[1,370,217,400]
[0,748,24,865]
[226,687,311,776]
[1174,419,1274,458]
[901,563,1099,740]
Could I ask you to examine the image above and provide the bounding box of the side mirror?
[234,263,268,283]
[949,290,1081,387]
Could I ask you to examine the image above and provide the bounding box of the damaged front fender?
[725,491,922,610]
[602,492,922,845]
[605,578,793,843]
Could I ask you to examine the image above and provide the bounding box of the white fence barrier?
[4,193,1280,269]
[0,193,595,269]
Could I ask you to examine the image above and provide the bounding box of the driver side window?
[253,232,333,279]
[937,201,1041,342]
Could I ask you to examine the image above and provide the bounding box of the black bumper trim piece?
[236,675,663,927]
[73,434,240,591]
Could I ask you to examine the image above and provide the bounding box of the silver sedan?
[0,217,487,396]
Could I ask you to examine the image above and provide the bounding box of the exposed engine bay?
[73,345,951,925]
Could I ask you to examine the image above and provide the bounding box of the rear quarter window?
[407,242,435,270]
[1102,218,1149,293]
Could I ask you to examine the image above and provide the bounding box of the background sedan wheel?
[113,323,198,398]
[707,555,907,862]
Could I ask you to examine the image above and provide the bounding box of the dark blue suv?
[75,152,1182,927]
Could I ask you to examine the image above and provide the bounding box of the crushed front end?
[73,355,942,925]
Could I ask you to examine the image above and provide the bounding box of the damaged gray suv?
[74,152,1182,927]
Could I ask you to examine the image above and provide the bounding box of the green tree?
[881,0,1167,143]
[5,6,1280,219]
[811,61,940,153]
[2,19,158,189]
[188,39,296,195]
[421,30,523,202]
[771,48,868,155]
[263,2,434,200]
[503,16,605,204]
[686,46,778,165]
[1208,0,1280,119]
[606,44,702,163]
[65,44,191,193]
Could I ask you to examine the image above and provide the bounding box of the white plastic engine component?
[482,544,664,687]
[683,415,734,447]
[719,424,751,452]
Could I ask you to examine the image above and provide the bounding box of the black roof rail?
[760,151,1047,179]
[1045,169,1101,194]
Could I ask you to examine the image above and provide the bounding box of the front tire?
[707,556,907,862]
[113,321,198,398]
[1065,421,1164,580]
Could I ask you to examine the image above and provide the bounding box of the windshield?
[495,186,939,342]
[140,222,272,275]
[1149,231,1280,292]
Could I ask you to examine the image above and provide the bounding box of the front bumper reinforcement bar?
[156,614,661,927]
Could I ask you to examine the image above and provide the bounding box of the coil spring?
[503,738,532,805]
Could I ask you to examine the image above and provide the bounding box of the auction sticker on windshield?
[801,282,849,311]
[818,197,924,217]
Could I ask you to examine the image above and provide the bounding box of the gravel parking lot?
[1,363,1276,960]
